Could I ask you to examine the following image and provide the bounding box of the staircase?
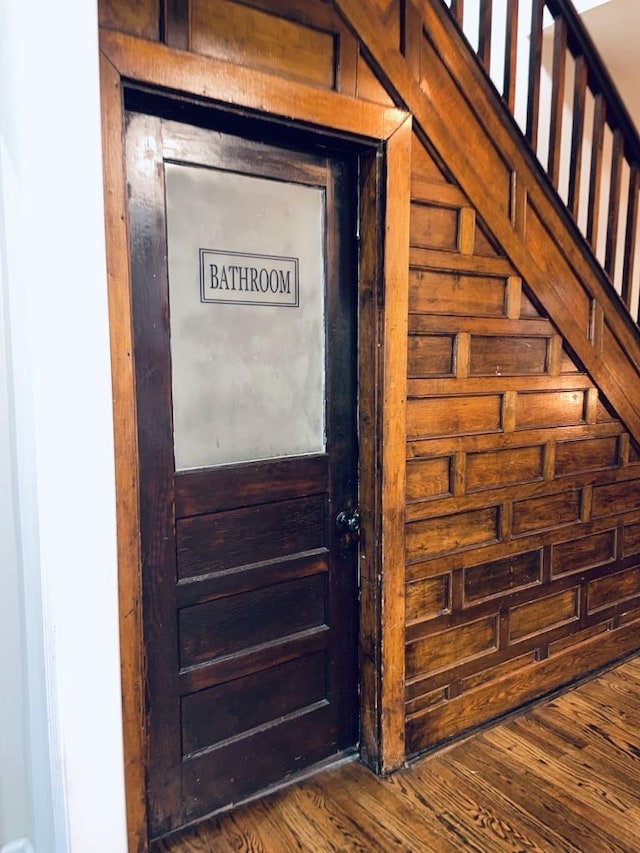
[334,0,640,760]
[448,0,640,322]
[338,0,640,439]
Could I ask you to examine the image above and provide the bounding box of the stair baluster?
[440,0,640,324]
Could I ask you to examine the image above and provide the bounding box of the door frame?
[99,29,410,852]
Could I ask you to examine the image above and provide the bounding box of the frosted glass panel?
[165,162,326,470]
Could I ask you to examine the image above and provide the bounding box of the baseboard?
[1,839,34,853]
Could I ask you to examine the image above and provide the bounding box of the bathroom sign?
[200,249,299,307]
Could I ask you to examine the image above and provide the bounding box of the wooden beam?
[380,115,412,772]
[99,29,407,143]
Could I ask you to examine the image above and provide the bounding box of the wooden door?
[125,112,359,838]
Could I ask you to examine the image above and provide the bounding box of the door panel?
[176,494,327,578]
[125,111,359,838]
[181,651,327,753]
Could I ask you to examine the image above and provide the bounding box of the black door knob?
[336,508,360,534]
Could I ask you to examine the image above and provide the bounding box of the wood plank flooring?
[154,655,640,852]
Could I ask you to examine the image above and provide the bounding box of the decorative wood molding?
[99,29,407,142]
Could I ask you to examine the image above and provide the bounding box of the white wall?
[0,176,31,849]
[0,1,127,851]
[578,0,640,130]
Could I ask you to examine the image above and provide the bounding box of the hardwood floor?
[154,655,640,852]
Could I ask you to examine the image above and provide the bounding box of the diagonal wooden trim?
[380,115,412,773]
[99,51,148,853]
[99,29,407,142]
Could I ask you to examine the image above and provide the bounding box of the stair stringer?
[335,0,640,445]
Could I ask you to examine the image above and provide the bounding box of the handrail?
[439,0,640,326]
[547,0,640,162]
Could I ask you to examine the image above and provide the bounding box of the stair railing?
[442,0,640,324]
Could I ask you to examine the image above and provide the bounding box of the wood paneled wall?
[332,0,640,757]
[405,139,640,756]
[100,0,640,785]
[99,0,393,106]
